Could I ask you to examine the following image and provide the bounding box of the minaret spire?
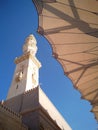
[7,34,41,99]
[23,34,37,55]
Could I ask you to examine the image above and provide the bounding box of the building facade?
[0,35,72,130]
[0,103,27,130]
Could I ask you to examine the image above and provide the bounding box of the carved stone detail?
[23,34,37,55]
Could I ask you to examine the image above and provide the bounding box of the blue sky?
[0,0,97,130]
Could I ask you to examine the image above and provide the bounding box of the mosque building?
[0,35,72,130]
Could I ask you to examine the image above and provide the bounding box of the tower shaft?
[7,35,41,99]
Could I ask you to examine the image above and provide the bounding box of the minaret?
[7,34,41,99]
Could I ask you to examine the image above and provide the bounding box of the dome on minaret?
[23,34,37,55]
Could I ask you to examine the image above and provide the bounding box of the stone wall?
[39,87,72,130]
[0,103,27,130]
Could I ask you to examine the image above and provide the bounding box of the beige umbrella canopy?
[32,0,98,120]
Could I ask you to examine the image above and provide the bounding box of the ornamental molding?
[15,52,41,68]
[0,103,21,119]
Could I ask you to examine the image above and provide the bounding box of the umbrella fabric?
[33,0,98,120]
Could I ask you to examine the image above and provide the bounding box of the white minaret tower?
[7,34,41,99]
